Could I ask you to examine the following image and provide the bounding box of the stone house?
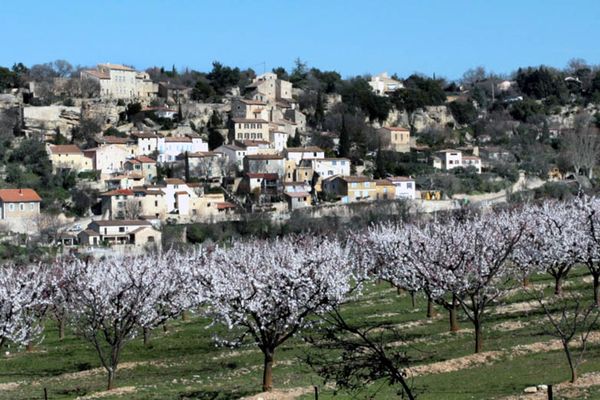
[0,189,42,233]
[81,63,158,100]
[100,187,167,220]
[232,118,270,141]
[231,98,270,120]
[284,192,312,211]
[379,127,410,152]
[47,144,93,172]
[322,176,378,203]
[83,144,131,176]
[123,156,157,184]
[245,72,293,103]
[78,220,161,248]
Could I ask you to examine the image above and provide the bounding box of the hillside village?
[0,59,600,257]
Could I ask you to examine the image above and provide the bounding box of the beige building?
[379,127,411,152]
[101,187,167,220]
[47,144,93,172]
[232,118,270,141]
[78,220,161,248]
[246,72,293,103]
[123,156,157,184]
[0,189,42,233]
[83,144,131,176]
[81,63,158,100]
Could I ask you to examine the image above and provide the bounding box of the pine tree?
[315,91,325,129]
[374,140,386,179]
[338,114,350,157]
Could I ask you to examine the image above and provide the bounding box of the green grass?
[0,267,599,399]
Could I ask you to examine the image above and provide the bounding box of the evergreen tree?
[315,91,325,129]
[208,111,224,150]
[338,114,351,157]
[374,140,386,179]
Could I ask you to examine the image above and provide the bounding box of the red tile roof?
[216,202,236,210]
[0,189,42,202]
[49,145,83,154]
[101,189,134,197]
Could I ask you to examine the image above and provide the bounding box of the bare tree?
[123,198,142,220]
[536,292,600,383]
[307,308,415,400]
[562,113,600,179]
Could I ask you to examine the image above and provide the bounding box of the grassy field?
[0,268,599,399]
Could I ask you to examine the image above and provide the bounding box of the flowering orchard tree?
[59,252,197,390]
[514,201,583,295]
[452,210,526,353]
[0,265,48,350]
[202,236,354,392]
[407,218,470,332]
[363,223,423,307]
[572,196,600,305]
[406,210,525,352]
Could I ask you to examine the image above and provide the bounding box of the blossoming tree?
[202,235,354,392]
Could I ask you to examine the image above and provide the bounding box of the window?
[119,227,125,233]
[351,182,357,188]
[9,204,14,211]
[19,203,24,211]
[29,202,35,210]
[364,182,370,188]
[407,183,413,189]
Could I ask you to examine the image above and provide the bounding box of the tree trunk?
[522,276,530,288]
[449,301,460,332]
[162,323,168,333]
[450,295,461,332]
[262,349,275,392]
[426,296,436,318]
[143,327,150,347]
[554,275,563,296]
[474,320,483,353]
[58,317,65,341]
[26,343,34,352]
[182,311,189,321]
[410,291,416,309]
[107,368,116,390]
[564,343,577,383]
[593,273,600,307]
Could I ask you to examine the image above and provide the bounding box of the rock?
[523,386,538,393]
[537,384,548,391]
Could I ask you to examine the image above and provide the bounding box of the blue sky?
[1,0,599,80]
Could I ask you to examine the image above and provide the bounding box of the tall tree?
[201,236,354,392]
[338,114,350,158]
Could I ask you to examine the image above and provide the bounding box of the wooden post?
[548,385,553,400]
[44,388,48,400]
[314,385,319,400]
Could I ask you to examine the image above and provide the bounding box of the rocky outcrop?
[82,101,124,126]
[184,103,230,128]
[382,105,456,132]
[22,105,81,138]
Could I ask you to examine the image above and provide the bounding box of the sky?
[1,0,599,81]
